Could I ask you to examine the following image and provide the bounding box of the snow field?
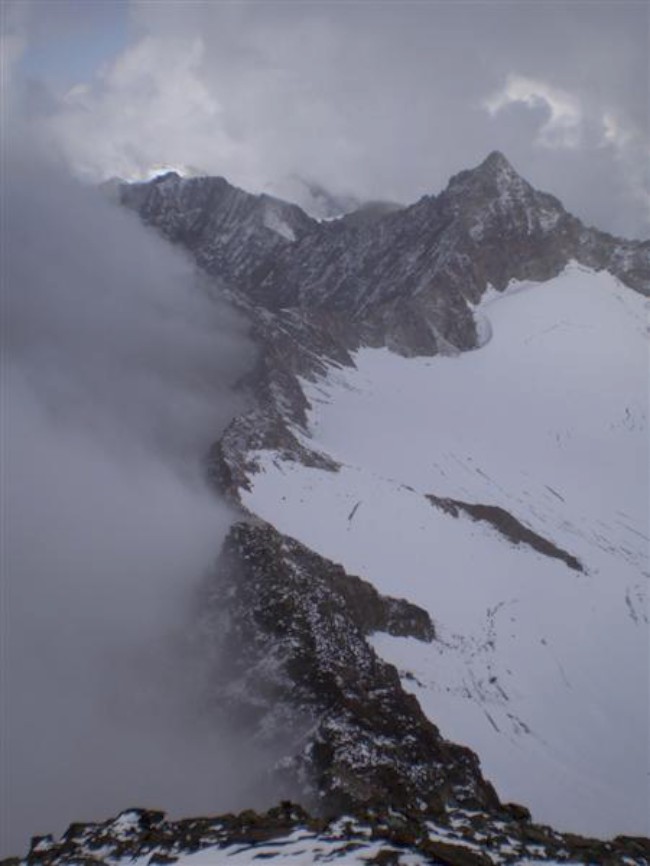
[242,265,649,836]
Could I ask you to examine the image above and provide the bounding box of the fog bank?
[1,144,262,855]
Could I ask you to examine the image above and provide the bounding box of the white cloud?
[6,1,649,237]
[47,35,242,181]
[601,111,634,149]
[483,74,583,149]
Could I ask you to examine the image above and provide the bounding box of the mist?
[0,139,265,855]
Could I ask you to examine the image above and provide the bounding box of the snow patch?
[264,207,297,241]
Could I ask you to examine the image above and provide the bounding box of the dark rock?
[366,850,403,865]
[614,835,650,856]
[119,174,316,291]
[120,152,649,372]
[327,570,435,642]
[27,839,53,854]
[501,802,532,822]
[421,838,494,866]
[426,494,583,572]
[11,802,649,866]
[200,520,498,815]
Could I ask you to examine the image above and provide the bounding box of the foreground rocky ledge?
[6,802,649,865]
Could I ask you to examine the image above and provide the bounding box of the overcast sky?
[3,0,648,236]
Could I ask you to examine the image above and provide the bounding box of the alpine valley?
[9,153,650,866]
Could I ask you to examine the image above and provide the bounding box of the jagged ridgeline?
[119,152,649,491]
[15,801,650,865]
[126,153,648,844]
[120,150,648,355]
[11,153,648,863]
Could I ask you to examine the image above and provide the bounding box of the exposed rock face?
[120,152,650,358]
[119,172,316,288]
[249,151,649,348]
[200,520,496,816]
[425,494,583,572]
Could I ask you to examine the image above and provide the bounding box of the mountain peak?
[480,150,515,173]
[469,150,525,189]
[446,150,526,200]
[150,170,182,185]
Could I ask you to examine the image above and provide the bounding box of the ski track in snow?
[242,264,650,838]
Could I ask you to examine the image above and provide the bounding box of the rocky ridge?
[122,152,650,491]
[199,520,495,816]
[121,151,650,357]
[9,802,650,866]
[28,154,645,862]
[424,494,583,572]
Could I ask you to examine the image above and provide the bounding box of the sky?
[2,0,649,237]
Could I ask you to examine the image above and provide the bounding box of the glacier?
[241,263,650,836]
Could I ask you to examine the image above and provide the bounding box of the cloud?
[483,74,583,150]
[2,3,648,852]
[0,2,27,105]
[0,120,273,856]
[51,34,236,181]
[482,70,649,230]
[9,1,647,237]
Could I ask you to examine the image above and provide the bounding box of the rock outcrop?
[11,802,650,865]
[426,494,583,572]
[199,520,495,816]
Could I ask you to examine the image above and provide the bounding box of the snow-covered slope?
[241,264,650,837]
